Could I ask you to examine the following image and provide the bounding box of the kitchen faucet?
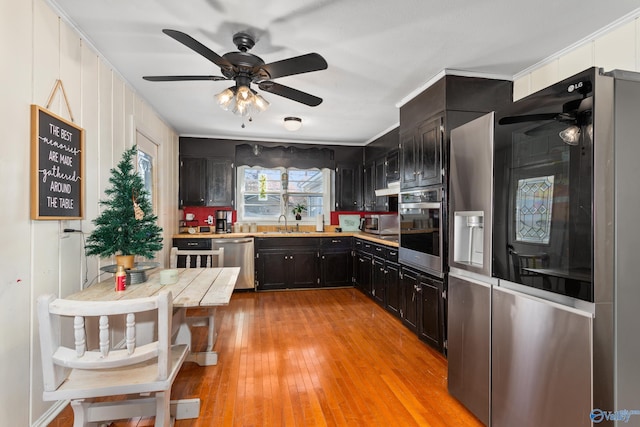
[278,214,288,233]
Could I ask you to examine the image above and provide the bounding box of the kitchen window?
[236,165,331,222]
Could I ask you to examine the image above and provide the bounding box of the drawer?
[386,247,399,262]
[172,238,212,250]
[321,237,352,250]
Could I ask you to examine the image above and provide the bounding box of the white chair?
[169,247,224,352]
[37,290,188,427]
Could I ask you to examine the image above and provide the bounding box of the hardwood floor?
[49,288,483,427]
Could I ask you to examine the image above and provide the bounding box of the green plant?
[291,203,307,216]
[85,145,163,259]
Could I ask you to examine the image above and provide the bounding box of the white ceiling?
[50,0,640,145]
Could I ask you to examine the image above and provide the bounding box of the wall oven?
[399,187,443,277]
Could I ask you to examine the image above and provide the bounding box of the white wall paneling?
[0,0,178,425]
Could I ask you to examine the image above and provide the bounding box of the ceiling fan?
[143,29,328,113]
[498,94,593,145]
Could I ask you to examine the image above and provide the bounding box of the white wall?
[0,0,179,425]
[514,13,640,99]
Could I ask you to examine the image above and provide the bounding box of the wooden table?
[66,267,240,421]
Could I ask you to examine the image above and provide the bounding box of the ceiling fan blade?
[143,75,228,82]
[498,113,560,125]
[261,53,328,80]
[258,81,322,106]
[162,29,234,71]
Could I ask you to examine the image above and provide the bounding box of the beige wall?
[514,15,640,99]
[0,0,179,425]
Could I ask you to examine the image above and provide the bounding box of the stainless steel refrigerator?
[449,110,594,427]
[448,112,495,426]
[450,68,640,427]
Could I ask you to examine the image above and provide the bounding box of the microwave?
[363,214,399,235]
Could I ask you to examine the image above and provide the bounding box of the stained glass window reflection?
[515,175,554,244]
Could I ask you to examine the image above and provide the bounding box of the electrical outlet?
[59,220,70,239]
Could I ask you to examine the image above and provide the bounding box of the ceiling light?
[559,125,580,145]
[283,117,302,131]
[215,85,269,117]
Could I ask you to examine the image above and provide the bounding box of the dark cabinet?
[385,259,400,316]
[179,156,233,207]
[354,251,373,295]
[374,158,387,210]
[206,158,234,206]
[385,150,400,183]
[399,75,513,192]
[335,163,362,211]
[320,237,353,287]
[400,267,420,333]
[255,237,353,290]
[172,237,212,268]
[179,157,207,206]
[257,247,318,290]
[400,116,443,190]
[362,162,375,211]
[372,256,386,305]
[400,265,446,353]
[419,276,445,351]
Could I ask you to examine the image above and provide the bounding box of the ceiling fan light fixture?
[215,87,235,111]
[284,116,302,131]
[559,125,581,145]
[216,85,269,117]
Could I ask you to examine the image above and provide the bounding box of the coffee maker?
[215,210,231,233]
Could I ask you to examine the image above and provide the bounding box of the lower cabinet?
[400,265,446,353]
[258,248,318,290]
[255,237,352,290]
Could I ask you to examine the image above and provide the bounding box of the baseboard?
[32,400,69,427]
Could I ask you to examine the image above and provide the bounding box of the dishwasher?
[211,238,255,290]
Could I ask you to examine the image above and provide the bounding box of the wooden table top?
[67,267,240,308]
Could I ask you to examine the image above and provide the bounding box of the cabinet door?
[385,150,400,183]
[401,132,418,189]
[206,158,233,206]
[321,250,353,287]
[419,277,443,351]
[362,162,375,211]
[180,157,207,206]
[335,163,362,211]
[385,261,400,316]
[417,117,443,186]
[400,268,420,332]
[257,250,289,290]
[372,256,386,306]
[374,159,387,211]
[354,252,373,295]
[290,250,319,288]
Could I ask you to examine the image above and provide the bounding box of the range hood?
[375,181,400,196]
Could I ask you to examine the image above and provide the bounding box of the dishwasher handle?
[211,238,253,244]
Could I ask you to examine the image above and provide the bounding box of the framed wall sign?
[30,105,85,219]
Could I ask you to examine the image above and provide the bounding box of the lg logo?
[568,81,585,93]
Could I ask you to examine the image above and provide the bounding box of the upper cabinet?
[335,162,363,211]
[399,75,513,191]
[401,116,443,189]
[179,156,234,207]
[179,138,235,208]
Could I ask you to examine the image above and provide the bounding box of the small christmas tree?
[86,145,163,260]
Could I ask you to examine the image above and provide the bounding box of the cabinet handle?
[380,267,384,272]
[331,239,341,243]
[375,247,382,252]
[284,256,288,260]
[290,256,294,260]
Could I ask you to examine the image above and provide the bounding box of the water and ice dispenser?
[453,211,484,267]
